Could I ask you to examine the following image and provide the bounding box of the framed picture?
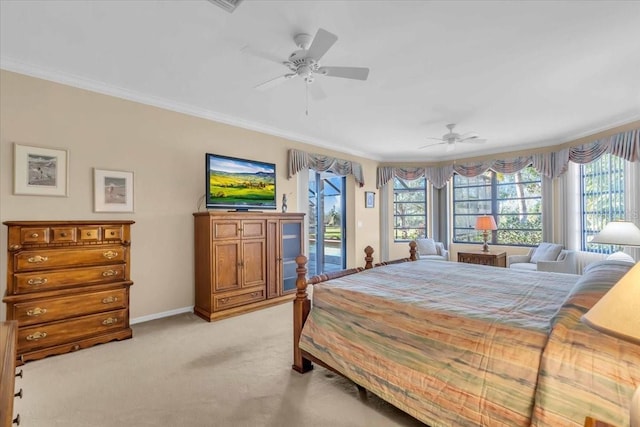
[93,168,134,212]
[365,191,375,208]
[14,143,69,196]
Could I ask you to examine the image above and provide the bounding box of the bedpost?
[409,240,418,261]
[292,254,313,373]
[364,246,374,269]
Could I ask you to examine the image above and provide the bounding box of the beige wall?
[0,70,381,321]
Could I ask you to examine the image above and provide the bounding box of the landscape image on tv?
[207,154,276,209]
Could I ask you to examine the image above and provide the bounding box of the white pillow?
[416,238,438,256]
[606,251,634,263]
[530,242,563,263]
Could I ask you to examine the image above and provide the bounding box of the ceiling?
[1,1,639,162]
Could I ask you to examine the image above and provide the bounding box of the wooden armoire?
[193,211,304,321]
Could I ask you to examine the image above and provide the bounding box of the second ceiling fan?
[420,123,487,151]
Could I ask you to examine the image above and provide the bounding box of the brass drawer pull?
[27,255,48,263]
[102,296,118,304]
[110,231,115,236]
[26,331,47,341]
[86,232,92,236]
[103,250,118,259]
[26,307,47,317]
[102,317,119,325]
[60,232,67,237]
[102,270,118,277]
[30,233,39,238]
[220,297,230,304]
[251,292,258,297]
[27,278,48,286]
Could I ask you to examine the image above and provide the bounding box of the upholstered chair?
[414,238,449,261]
[507,242,577,274]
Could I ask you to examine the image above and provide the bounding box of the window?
[581,153,626,254]
[452,166,542,246]
[393,177,427,241]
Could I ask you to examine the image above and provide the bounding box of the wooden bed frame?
[292,242,418,373]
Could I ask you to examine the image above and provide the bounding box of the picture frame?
[93,168,134,213]
[365,191,375,208]
[14,143,69,196]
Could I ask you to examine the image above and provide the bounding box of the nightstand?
[584,416,616,427]
[457,250,507,267]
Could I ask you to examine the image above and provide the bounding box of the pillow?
[530,242,563,263]
[606,251,634,263]
[416,238,438,256]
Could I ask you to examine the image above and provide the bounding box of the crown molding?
[0,56,378,161]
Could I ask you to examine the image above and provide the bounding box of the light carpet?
[13,302,425,426]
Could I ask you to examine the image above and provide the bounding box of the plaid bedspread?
[299,260,580,427]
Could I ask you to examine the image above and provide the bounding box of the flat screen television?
[205,153,277,211]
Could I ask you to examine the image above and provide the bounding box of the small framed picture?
[93,168,134,212]
[14,143,69,196]
[365,191,375,208]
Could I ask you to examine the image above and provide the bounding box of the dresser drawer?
[213,287,265,311]
[78,226,101,242]
[20,227,50,244]
[14,245,125,271]
[18,309,127,352]
[51,226,77,243]
[103,226,123,241]
[12,288,128,326]
[12,264,126,294]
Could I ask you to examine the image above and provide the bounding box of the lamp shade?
[581,261,640,345]
[590,221,640,247]
[475,215,497,231]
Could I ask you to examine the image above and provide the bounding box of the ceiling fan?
[420,124,487,151]
[252,28,370,92]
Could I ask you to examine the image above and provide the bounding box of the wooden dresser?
[194,212,304,321]
[0,321,19,427]
[457,250,507,267]
[3,220,134,364]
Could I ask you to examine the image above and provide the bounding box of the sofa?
[507,242,577,274]
[414,238,449,261]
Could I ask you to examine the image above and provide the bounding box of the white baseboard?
[130,306,193,325]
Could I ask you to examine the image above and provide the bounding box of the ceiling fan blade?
[317,66,370,80]
[307,82,327,100]
[306,28,338,61]
[254,74,296,91]
[459,138,487,144]
[240,45,284,66]
[419,141,446,149]
[459,131,480,140]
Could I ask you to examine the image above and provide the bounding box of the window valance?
[377,127,638,188]
[288,149,365,187]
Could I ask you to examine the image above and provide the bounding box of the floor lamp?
[582,221,640,426]
[475,215,497,253]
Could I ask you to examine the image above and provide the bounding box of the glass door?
[308,171,346,275]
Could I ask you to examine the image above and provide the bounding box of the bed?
[291,244,640,427]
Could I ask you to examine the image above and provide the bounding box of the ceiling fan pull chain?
[306,82,309,116]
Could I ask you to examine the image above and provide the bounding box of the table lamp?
[475,215,497,252]
[590,220,640,248]
[581,261,640,427]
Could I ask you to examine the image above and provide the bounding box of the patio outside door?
[308,171,346,275]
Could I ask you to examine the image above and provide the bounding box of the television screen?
[206,153,277,210]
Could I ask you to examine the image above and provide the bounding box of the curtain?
[288,149,365,187]
[377,127,639,188]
